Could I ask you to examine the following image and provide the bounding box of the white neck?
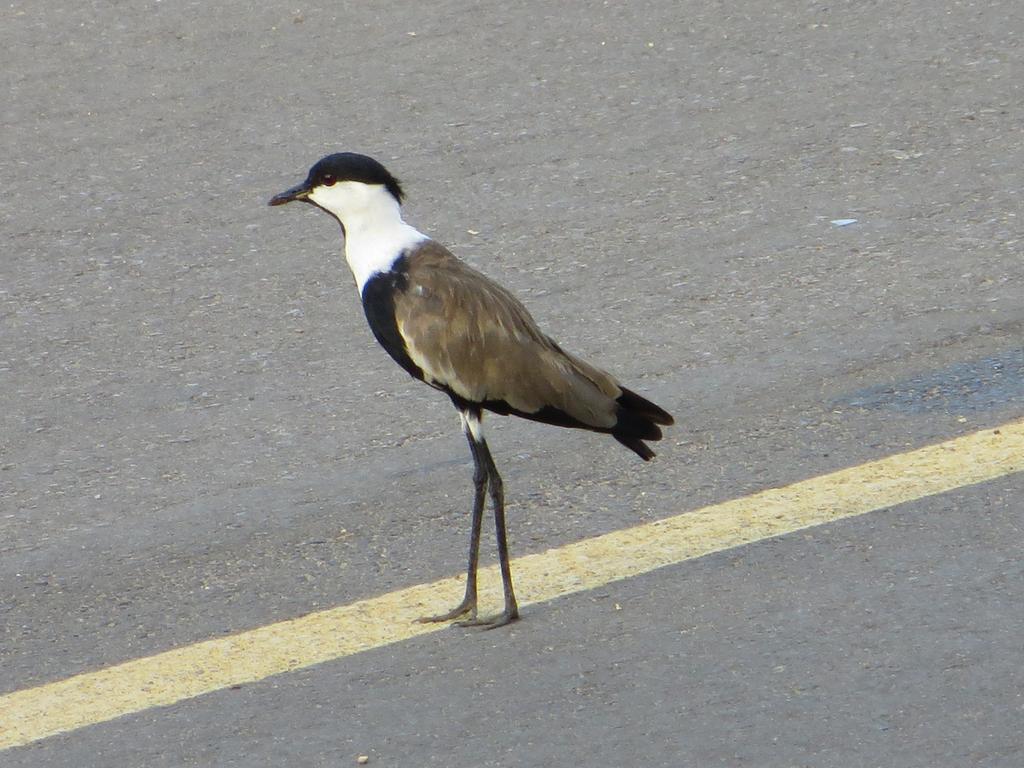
[307,181,427,292]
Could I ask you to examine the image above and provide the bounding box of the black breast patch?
[360,256,427,382]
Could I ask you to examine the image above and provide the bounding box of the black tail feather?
[614,434,657,461]
[611,388,674,460]
[617,387,674,426]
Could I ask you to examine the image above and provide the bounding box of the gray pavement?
[2,1,1023,766]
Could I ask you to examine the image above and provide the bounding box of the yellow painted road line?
[3,421,1024,750]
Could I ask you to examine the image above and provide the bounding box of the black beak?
[268,181,312,206]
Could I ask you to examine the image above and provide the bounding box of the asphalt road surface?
[3,1,1023,766]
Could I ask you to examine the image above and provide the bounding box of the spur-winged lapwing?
[270,152,673,628]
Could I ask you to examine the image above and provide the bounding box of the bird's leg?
[416,416,487,623]
[456,437,520,629]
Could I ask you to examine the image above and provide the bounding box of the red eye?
[322,174,336,186]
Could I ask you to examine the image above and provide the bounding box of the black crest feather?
[307,152,405,203]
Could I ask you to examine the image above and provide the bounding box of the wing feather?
[394,242,622,429]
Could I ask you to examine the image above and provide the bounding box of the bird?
[269,152,673,628]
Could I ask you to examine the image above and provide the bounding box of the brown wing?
[393,242,624,430]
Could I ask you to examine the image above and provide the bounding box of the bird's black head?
[268,152,405,208]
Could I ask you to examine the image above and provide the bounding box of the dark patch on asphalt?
[837,349,1024,415]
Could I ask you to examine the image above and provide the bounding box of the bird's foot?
[415,597,476,624]
[454,607,519,630]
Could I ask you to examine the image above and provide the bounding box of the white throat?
[308,181,427,292]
